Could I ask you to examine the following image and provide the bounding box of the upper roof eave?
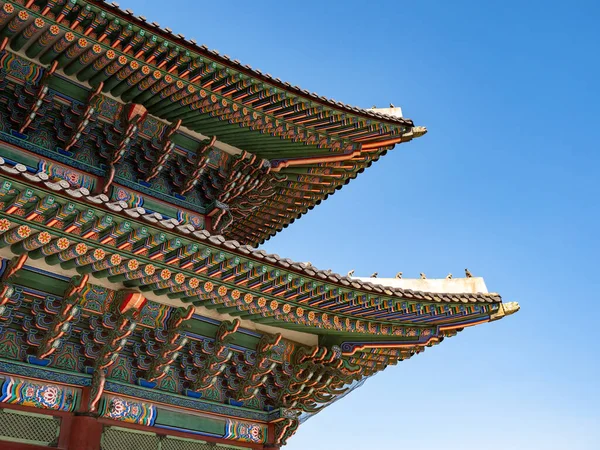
[89,0,415,128]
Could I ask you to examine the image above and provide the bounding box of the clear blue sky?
[119,1,599,448]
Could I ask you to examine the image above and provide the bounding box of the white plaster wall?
[351,276,489,294]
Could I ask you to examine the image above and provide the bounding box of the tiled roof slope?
[91,0,415,127]
[0,158,500,307]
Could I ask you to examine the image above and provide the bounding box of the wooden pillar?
[66,415,103,450]
[57,414,73,449]
[264,422,279,450]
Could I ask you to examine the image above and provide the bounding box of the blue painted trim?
[24,264,71,282]
[0,359,91,386]
[26,356,51,367]
[184,389,202,399]
[137,379,157,389]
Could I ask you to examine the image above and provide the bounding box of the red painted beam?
[0,441,53,450]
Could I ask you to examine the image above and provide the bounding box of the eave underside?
[0,0,427,245]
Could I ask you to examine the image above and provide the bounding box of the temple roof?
[0,0,426,246]
[0,156,519,401]
[0,2,518,444]
[0,157,510,335]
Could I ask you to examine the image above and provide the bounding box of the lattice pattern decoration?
[162,437,219,450]
[101,427,160,450]
[100,428,244,450]
[0,409,60,445]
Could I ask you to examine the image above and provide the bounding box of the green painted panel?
[231,332,260,351]
[186,319,219,337]
[47,76,89,102]
[185,319,260,350]
[11,268,68,297]
[155,408,225,436]
[0,142,43,168]
[172,133,203,150]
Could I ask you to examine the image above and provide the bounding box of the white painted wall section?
[351,277,489,294]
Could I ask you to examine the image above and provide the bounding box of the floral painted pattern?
[100,395,156,426]
[0,376,78,412]
[224,418,267,444]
